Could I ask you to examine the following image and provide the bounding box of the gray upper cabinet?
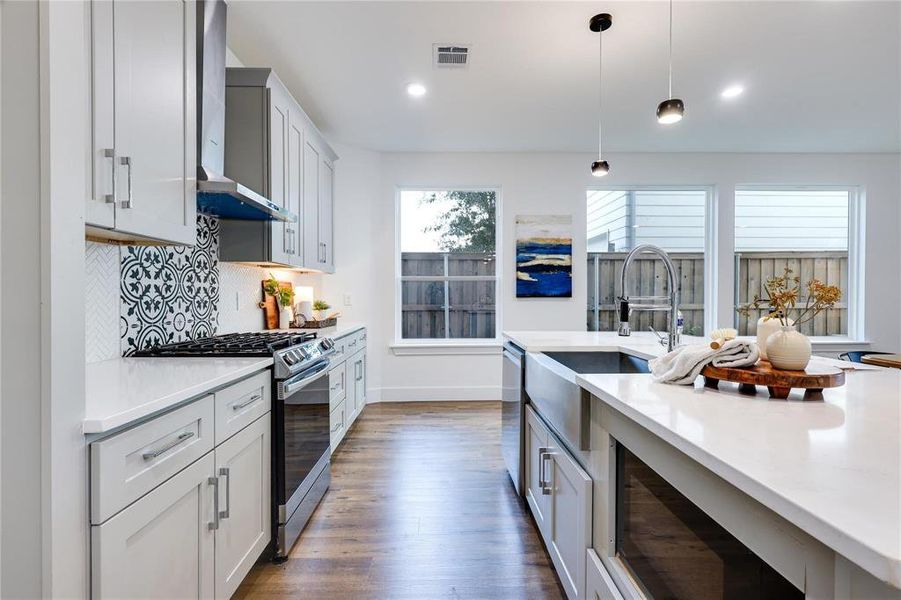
[86,0,197,246]
[220,67,337,272]
[301,132,336,273]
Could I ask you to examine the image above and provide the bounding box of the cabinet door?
[546,438,593,600]
[525,406,551,538]
[87,0,116,229]
[214,414,271,600]
[92,453,215,599]
[351,350,366,423]
[343,358,356,426]
[586,549,624,600]
[318,159,335,272]
[268,82,291,266]
[302,139,321,269]
[286,111,304,266]
[111,0,196,245]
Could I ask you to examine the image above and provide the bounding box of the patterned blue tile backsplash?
[120,214,221,355]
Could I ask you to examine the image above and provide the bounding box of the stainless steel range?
[135,331,335,561]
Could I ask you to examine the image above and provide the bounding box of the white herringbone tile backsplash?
[85,241,121,363]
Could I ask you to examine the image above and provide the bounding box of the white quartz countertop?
[84,357,273,434]
[252,322,365,341]
[577,364,900,588]
[503,330,705,358]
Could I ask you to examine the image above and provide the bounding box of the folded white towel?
[649,339,759,385]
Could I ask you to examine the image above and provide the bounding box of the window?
[397,189,498,341]
[734,188,855,337]
[587,189,709,336]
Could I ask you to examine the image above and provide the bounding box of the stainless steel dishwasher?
[501,342,526,496]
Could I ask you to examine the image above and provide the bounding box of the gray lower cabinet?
[86,0,196,246]
[90,371,271,599]
[91,453,216,599]
[525,405,593,600]
[329,329,367,452]
[219,67,337,272]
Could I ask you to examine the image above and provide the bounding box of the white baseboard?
[365,386,501,403]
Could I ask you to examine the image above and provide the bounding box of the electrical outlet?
[343,294,352,306]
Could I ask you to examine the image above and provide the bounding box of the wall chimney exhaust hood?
[196,0,296,223]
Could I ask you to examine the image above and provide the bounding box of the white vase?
[766,325,811,370]
[279,306,293,330]
[317,310,329,321]
[756,315,793,360]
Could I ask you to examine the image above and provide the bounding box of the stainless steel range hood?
[196,0,296,222]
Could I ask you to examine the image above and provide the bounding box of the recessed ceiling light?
[406,83,427,98]
[721,84,744,99]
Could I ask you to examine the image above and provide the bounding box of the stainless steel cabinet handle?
[208,476,220,530]
[142,431,195,460]
[537,447,548,489]
[330,380,342,391]
[103,148,116,204]
[232,393,262,411]
[355,360,363,381]
[119,156,133,209]
[330,420,342,434]
[218,467,230,519]
[541,450,554,495]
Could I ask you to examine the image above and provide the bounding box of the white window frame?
[733,184,865,343]
[393,186,502,352]
[586,185,718,336]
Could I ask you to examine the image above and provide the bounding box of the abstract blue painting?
[515,215,573,298]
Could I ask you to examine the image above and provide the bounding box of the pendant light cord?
[598,26,603,158]
[668,0,673,99]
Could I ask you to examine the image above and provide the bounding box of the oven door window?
[615,443,803,600]
[282,372,330,504]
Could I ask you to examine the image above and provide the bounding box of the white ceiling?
[228,1,901,153]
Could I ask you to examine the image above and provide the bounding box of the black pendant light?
[656,0,684,124]
[590,13,612,177]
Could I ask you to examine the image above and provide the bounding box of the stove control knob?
[283,352,297,365]
[320,338,333,351]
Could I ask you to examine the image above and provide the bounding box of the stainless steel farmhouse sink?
[542,351,650,375]
[525,352,650,455]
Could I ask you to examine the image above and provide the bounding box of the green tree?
[420,191,496,253]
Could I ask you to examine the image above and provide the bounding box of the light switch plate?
[343,294,352,306]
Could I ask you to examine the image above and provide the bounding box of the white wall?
[357,151,901,401]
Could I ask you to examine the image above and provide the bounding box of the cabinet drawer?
[328,365,346,408]
[329,400,346,452]
[91,396,215,524]
[331,336,348,364]
[214,371,270,445]
[344,330,365,354]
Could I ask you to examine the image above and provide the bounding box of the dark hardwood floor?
[235,401,565,600]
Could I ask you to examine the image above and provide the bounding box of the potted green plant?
[263,274,295,329]
[313,300,331,321]
[737,267,841,370]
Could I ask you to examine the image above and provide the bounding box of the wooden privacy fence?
[587,251,848,337]
[399,251,848,339]
[401,252,496,339]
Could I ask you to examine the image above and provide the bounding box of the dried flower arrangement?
[737,267,842,327]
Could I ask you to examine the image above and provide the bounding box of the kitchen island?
[503,330,900,599]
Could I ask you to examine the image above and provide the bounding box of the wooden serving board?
[259,281,294,330]
[701,360,845,400]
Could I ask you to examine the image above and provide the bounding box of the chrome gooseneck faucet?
[618,244,681,352]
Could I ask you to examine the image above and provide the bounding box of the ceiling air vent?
[433,44,470,68]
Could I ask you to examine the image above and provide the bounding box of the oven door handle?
[280,361,330,396]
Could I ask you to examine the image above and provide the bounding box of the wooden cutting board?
[259,281,294,330]
[701,360,845,400]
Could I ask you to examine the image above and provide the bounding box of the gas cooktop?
[133,331,318,357]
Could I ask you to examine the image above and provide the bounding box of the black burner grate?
[133,331,317,357]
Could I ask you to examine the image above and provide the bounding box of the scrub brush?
[709,327,738,350]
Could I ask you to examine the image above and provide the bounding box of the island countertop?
[577,366,900,589]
